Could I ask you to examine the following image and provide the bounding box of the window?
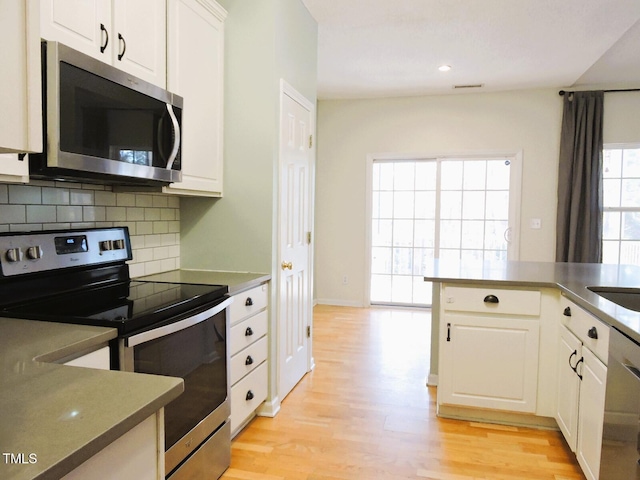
[602,145,640,264]
[369,155,520,307]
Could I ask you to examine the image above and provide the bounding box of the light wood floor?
[221,305,585,480]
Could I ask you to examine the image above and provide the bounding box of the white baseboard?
[427,373,438,386]
[315,298,364,307]
[256,396,281,418]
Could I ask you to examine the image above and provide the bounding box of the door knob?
[281,261,293,270]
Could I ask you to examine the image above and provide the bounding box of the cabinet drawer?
[230,283,268,326]
[443,286,541,316]
[230,336,268,386]
[230,362,268,433]
[230,310,268,354]
[561,298,610,364]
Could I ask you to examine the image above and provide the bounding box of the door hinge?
[309,134,313,148]
[306,231,312,244]
[307,325,311,338]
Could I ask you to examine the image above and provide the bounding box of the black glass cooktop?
[2,281,228,334]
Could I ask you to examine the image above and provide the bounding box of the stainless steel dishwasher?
[601,327,640,479]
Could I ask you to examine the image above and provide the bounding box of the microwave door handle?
[165,103,180,170]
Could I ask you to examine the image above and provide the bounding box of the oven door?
[120,295,233,476]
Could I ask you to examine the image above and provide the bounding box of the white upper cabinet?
[40,0,166,88]
[0,1,42,158]
[111,0,166,87]
[164,0,226,197]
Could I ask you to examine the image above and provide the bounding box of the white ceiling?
[301,0,640,99]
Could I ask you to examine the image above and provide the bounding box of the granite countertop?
[0,318,183,480]
[424,259,640,345]
[137,269,271,295]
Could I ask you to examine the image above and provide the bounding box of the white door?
[278,81,314,401]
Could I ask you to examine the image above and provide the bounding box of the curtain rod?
[559,88,640,96]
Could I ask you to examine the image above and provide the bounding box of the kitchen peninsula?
[425,259,640,480]
[425,259,640,345]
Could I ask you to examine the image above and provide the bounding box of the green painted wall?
[180,0,317,274]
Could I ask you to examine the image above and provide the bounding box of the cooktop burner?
[2,280,228,334]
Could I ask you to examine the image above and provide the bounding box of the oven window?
[133,312,226,449]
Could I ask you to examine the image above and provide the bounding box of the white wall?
[314,89,564,306]
[314,89,640,307]
[604,92,640,144]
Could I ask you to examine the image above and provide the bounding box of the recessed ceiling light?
[438,65,452,72]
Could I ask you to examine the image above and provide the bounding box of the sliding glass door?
[369,155,520,306]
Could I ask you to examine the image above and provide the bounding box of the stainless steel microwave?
[30,41,182,186]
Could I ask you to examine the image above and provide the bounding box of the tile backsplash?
[0,180,180,278]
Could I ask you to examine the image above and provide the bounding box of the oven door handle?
[125,296,233,347]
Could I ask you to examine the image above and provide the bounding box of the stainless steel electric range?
[0,227,232,479]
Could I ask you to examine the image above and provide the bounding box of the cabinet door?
[40,0,112,61]
[61,412,162,479]
[556,324,582,452]
[576,347,607,480]
[0,2,42,155]
[439,314,540,412]
[112,0,166,87]
[0,155,29,182]
[164,0,226,197]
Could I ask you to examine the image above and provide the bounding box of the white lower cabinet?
[228,283,269,435]
[556,298,609,480]
[62,410,163,480]
[439,285,541,413]
[576,347,607,480]
[556,324,581,451]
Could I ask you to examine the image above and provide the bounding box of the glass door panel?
[370,157,515,307]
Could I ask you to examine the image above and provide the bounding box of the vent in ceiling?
[452,84,485,89]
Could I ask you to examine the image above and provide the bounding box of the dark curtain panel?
[555,91,604,263]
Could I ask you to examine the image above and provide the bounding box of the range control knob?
[25,246,43,260]
[5,248,22,263]
[99,240,114,251]
[113,239,125,250]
